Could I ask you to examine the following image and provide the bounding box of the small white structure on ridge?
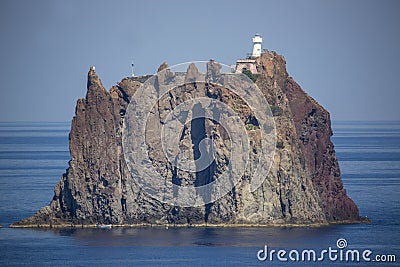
[251,33,263,58]
[235,33,264,74]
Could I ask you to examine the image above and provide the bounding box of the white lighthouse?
[234,33,265,74]
[251,33,263,58]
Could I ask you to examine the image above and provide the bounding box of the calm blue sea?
[0,121,399,266]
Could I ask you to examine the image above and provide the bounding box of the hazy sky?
[0,0,399,121]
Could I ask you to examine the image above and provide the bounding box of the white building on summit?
[235,33,264,74]
[251,33,263,58]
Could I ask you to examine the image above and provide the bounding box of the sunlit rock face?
[12,52,361,227]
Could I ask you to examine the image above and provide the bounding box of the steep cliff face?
[12,52,362,227]
[255,52,359,221]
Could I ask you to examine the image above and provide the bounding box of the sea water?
[0,121,399,266]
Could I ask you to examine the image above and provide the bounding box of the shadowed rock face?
[12,51,361,227]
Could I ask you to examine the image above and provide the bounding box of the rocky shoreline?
[10,219,370,229]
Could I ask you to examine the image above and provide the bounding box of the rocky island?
[12,47,365,228]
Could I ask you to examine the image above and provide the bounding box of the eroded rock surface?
[12,52,362,227]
